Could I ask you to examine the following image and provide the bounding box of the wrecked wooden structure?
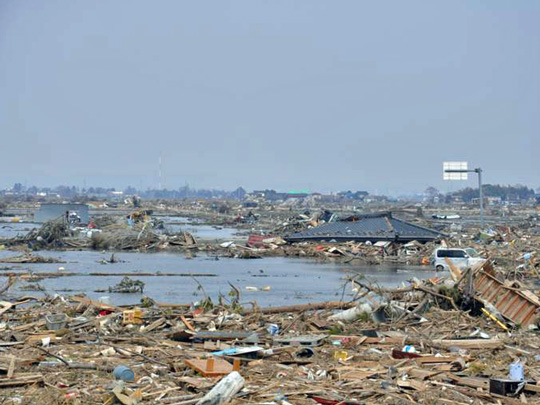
[285,212,442,243]
[474,262,540,327]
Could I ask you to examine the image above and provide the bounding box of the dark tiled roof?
[286,213,441,243]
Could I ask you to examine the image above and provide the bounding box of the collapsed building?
[285,212,442,243]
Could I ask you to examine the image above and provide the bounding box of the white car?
[430,247,485,271]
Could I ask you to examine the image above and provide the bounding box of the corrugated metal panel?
[475,269,540,326]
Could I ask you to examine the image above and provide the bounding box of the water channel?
[0,250,441,307]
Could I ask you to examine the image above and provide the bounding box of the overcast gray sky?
[0,1,538,194]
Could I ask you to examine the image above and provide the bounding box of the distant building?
[286,190,310,199]
[251,190,287,201]
[313,194,341,203]
[486,196,502,205]
[34,203,89,224]
[472,196,504,206]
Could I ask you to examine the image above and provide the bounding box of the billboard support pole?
[476,168,484,228]
[443,162,484,229]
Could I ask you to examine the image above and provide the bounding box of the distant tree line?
[1,183,248,201]
[140,186,246,200]
[3,182,537,204]
[451,184,535,202]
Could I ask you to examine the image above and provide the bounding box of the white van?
[430,247,485,271]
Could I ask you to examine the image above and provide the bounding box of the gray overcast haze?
[0,1,538,194]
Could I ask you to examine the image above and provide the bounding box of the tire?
[435,265,445,271]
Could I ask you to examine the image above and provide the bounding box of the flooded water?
[0,250,441,307]
[166,224,241,240]
[0,222,38,239]
[0,216,242,242]
[161,216,244,240]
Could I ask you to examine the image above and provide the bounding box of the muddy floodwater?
[0,250,442,307]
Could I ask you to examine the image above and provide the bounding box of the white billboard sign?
[443,161,468,180]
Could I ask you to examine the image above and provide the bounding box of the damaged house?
[286,212,442,243]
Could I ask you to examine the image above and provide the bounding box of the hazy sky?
[0,1,538,194]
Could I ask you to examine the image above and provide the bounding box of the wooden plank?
[142,317,166,333]
[431,364,454,372]
[397,379,427,391]
[415,355,460,364]
[25,333,59,345]
[11,320,46,332]
[180,315,195,331]
[431,338,503,349]
[525,383,540,393]
[6,356,15,379]
[446,373,489,390]
[185,358,239,377]
[242,301,356,315]
[0,373,43,387]
[408,368,444,380]
[339,369,384,380]
[0,341,24,347]
[0,356,41,370]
